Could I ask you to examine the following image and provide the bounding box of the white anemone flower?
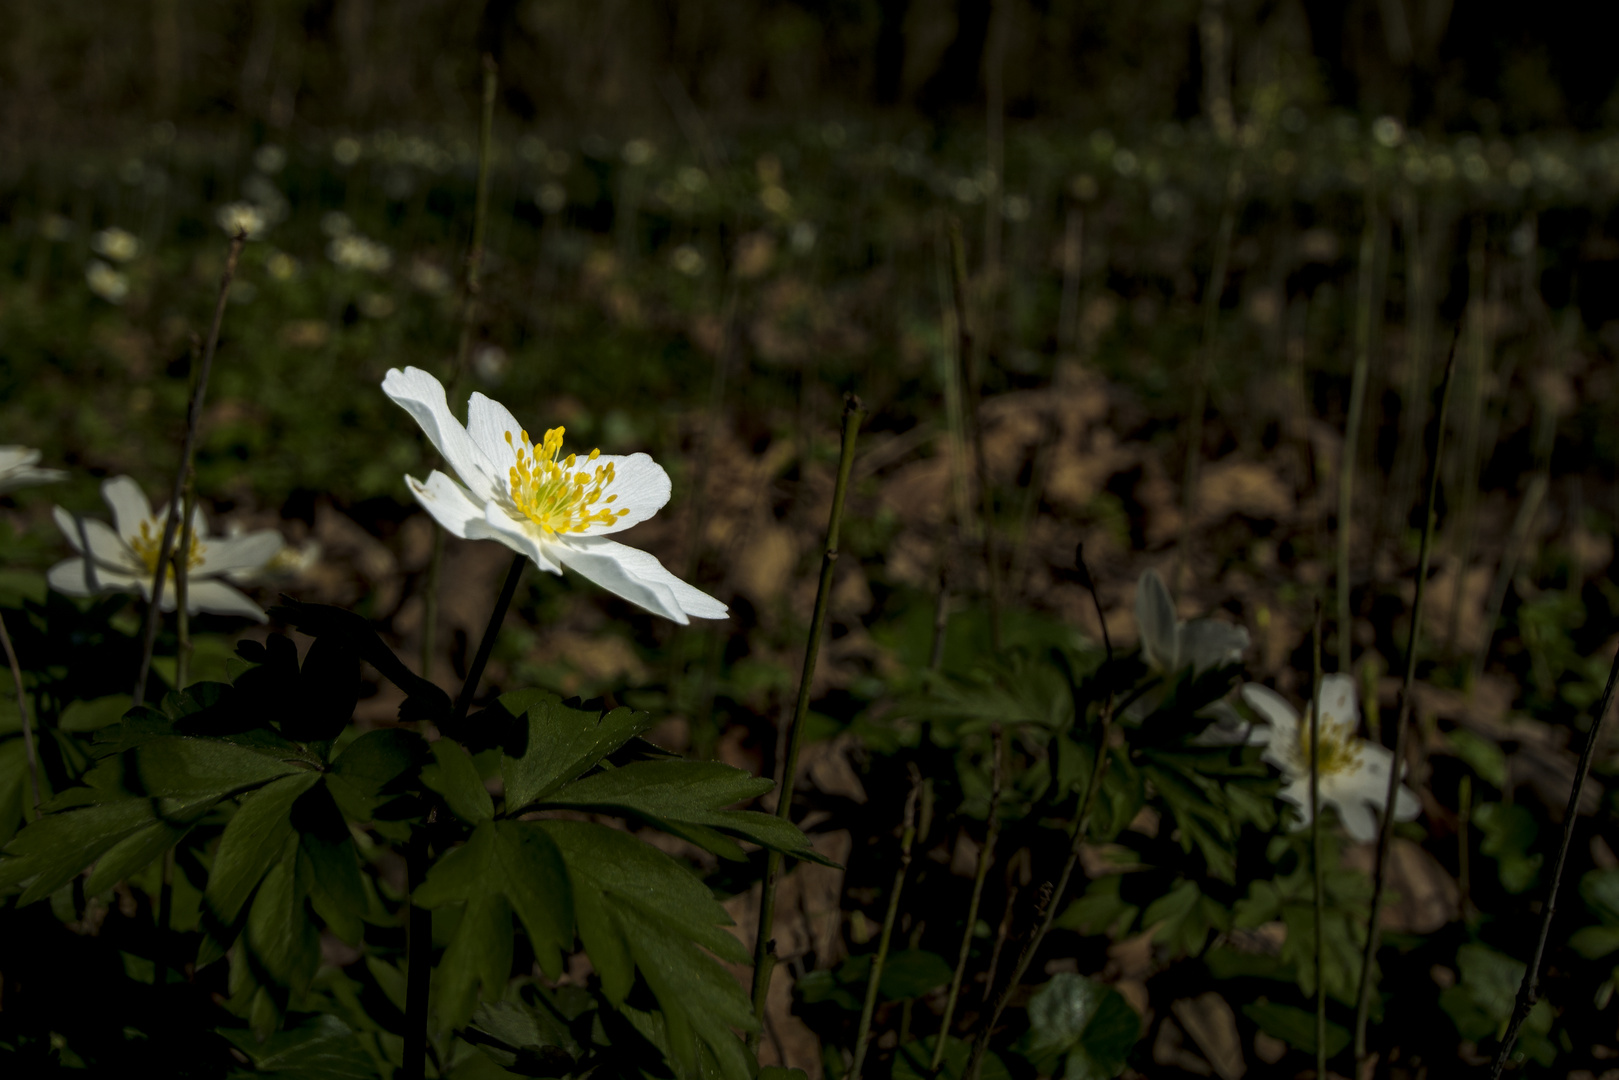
[47,476,284,621]
[1136,568,1249,675]
[1241,674,1421,843]
[381,366,726,625]
[0,446,68,494]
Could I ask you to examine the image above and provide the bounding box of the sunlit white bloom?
[1136,568,1250,674]
[86,261,130,304]
[224,525,320,586]
[216,201,268,239]
[90,227,140,262]
[47,476,284,621]
[382,366,726,625]
[329,234,392,273]
[1241,675,1421,843]
[0,446,68,494]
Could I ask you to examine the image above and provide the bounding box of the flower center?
[128,520,205,577]
[505,426,629,536]
[1297,713,1364,777]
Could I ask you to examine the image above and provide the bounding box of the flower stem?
[1490,623,1619,1074]
[452,552,526,727]
[174,472,196,688]
[422,55,499,687]
[1309,598,1325,1080]
[967,545,1113,1080]
[850,775,926,1080]
[1337,193,1382,674]
[749,395,865,1047]
[931,723,1004,1073]
[0,612,41,819]
[133,230,246,707]
[1353,328,1460,1063]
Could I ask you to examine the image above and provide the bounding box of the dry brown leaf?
[1418,562,1493,653]
[1341,838,1458,934]
[1171,993,1246,1080]
[1196,458,1293,523]
[734,523,799,608]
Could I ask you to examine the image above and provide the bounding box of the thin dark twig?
[1310,599,1325,1079]
[450,552,526,728]
[850,773,925,1080]
[1354,327,1460,1061]
[0,613,41,816]
[929,569,950,672]
[173,472,196,688]
[749,396,865,1046]
[1491,651,1619,1075]
[967,545,1114,1080]
[133,230,246,706]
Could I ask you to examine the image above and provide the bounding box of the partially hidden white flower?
[381,366,726,625]
[47,476,284,621]
[90,226,140,262]
[1135,568,1249,674]
[223,522,321,586]
[0,446,68,494]
[1241,674,1420,843]
[86,260,130,304]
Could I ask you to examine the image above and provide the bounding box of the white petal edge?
[186,579,269,622]
[464,392,526,479]
[52,506,138,572]
[101,475,155,542]
[1135,569,1179,670]
[1315,673,1358,731]
[1240,683,1299,733]
[550,535,728,623]
[470,502,562,574]
[405,471,488,542]
[382,367,501,502]
[198,529,285,577]
[571,453,673,536]
[47,558,97,597]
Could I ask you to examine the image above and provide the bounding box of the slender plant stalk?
[749,396,865,1045]
[967,546,1113,1080]
[929,570,950,672]
[1353,330,1461,1062]
[936,228,973,556]
[153,846,175,989]
[0,613,41,818]
[1491,643,1619,1077]
[173,474,196,688]
[1337,197,1382,674]
[849,776,926,1080]
[946,219,1002,651]
[1445,224,1490,655]
[1389,191,1435,537]
[1057,205,1084,352]
[1175,165,1240,594]
[133,230,246,706]
[932,722,1005,1071]
[1309,600,1326,1079]
[421,55,498,684]
[403,549,525,1080]
[1457,773,1473,923]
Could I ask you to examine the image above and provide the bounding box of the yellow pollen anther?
[503,425,623,535]
[128,520,206,579]
[1297,715,1364,777]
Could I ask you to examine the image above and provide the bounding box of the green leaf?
[69,735,304,803]
[436,890,515,1031]
[874,949,953,1000]
[326,727,425,822]
[219,1014,379,1078]
[1583,869,1619,924]
[1020,974,1140,1080]
[463,999,581,1075]
[422,739,493,824]
[301,829,367,946]
[58,694,134,733]
[1241,1001,1350,1057]
[541,819,757,1080]
[240,835,322,995]
[893,1037,1010,1080]
[542,760,827,863]
[1476,802,1542,893]
[203,772,322,958]
[500,693,653,812]
[0,793,219,903]
[1058,873,1141,938]
[1449,729,1507,789]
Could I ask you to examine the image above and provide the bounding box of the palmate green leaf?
[0,738,33,848]
[540,760,830,864]
[70,734,307,802]
[1139,879,1230,959]
[499,692,654,813]
[421,738,493,824]
[0,792,220,903]
[220,1014,379,1079]
[238,835,322,998]
[202,772,322,964]
[541,820,756,1080]
[1020,974,1140,1080]
[325,728,426,822]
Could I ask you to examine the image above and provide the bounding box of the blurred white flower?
[407,259,452,296]
[47,476,283,621]
[320,211,354,238]
[381,366,726,624]
[358,291,395,318]
[224,525,318,586]
[266,251,299,281]
[471,344,509,384]
[622,138,656,166]
[91,227,140,262]
[0,446,68,494]
[86,261,130,304]
[1135,568,1249,675]
[216,201,268,239]
[253,144,287,173]
[677,166,709,194]
[1242,675,1421,843]
[333,136,363,166]
[670,245,706,277]
[329,234,393,273]
[789,221,817,255]
[535,182,567,214]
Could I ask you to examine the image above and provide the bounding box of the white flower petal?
[1241,683,1299,733]
[470,502,561,574]
[406,471,490,542]
[101,475,154,542]
[1331,794,1379,843]
[197,529,284,577]
[52,506,137,570]
[381,367,500,501]
[573,453,673,536]
[465,392,525,478]
[1393,785,1421,822]
[1277,779,1312,823]
[0,447,35,472]
[0,446,67,494]
[185,579,269,621]
[549,536,727,623]
[1316,673,1358,731]
[47,558,97,597]
[1135,569,1179,670]
[1179,619,1250,673]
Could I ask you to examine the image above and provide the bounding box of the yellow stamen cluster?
[1296,713,1364,777]
[129,520,205,577]
[505,426,629,535]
